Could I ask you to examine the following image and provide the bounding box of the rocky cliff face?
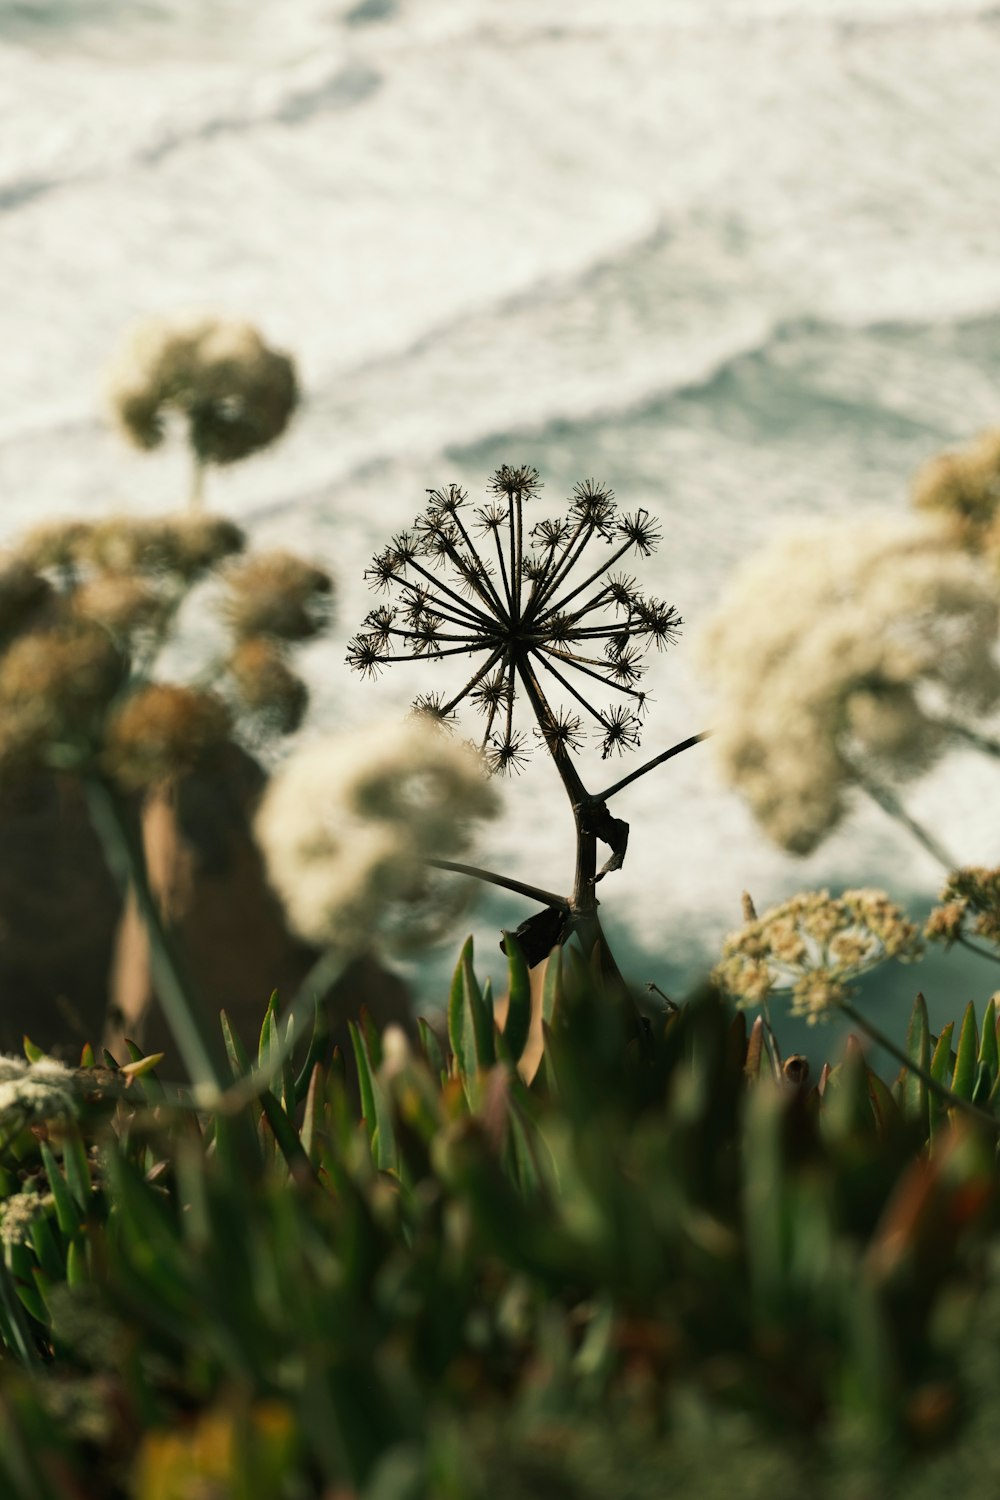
[0,748,413,1070]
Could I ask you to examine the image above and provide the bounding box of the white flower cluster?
[714,888,921,1023]
[699,518,1000,853]
[0,1188,52,1247]
[0,1054,77,1133]
[255,720,499,955]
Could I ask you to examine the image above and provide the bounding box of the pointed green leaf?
[221,1009,252,1081]
[463,944,495,1071]
[360,1007,383,1071]
[501,931,532,1065]
[448,938,478,1085]
[29,1214,63,1283]
[952,1001,979,1102]
[929,1021,955,1138]
[22,1037,43,1064]
[348,1020,378,1142]
[40,1143,81,1237]
[301,1063,324,1167]
[417,1018,445,1078]
[258,1089,315,1179]
[294,997,328,1103]
[79,1042,96,1069]
[60,1123,91,1215]
[898,993,929,1130]
[258,991,280,1069]
[541,946,563,1028]
[866,1068,900,1136]
[744,1015,765,1082]
[65,1237,88,1289]
[353,1026,398,1174]
[979,996,999,1079]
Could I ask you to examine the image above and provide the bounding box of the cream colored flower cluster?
[699,518,1000,853]
[924,865,1000,950]
[255,720,499,956]
[105,315,298,466]
[713,887,922,1023]
[0,1054,77,1136]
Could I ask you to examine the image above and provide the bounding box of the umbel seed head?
[349,468,680,772]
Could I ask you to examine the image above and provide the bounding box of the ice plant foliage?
[348,468,680,771]
[714,888,922,1023]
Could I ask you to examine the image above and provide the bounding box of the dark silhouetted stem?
[595,730,712,802]
[427,858,569,911]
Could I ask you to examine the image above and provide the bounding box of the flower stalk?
[349,469,707,973]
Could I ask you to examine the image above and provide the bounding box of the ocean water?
[3,0,1000,1054]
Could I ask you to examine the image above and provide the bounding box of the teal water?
[2,0,1000,1056]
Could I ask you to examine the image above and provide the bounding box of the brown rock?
[104,743,415,1073]
[0,771,120,1055]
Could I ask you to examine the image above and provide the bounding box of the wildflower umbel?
[714,888,922,1023]
[925,867,1000,950]
[349,471,680,770]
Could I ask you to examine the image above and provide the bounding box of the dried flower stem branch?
[426,858,570,911]
[839,1000,1000,1132]
[84,775,230,1095]
[593,729,712,803]
[956,933,1000,966]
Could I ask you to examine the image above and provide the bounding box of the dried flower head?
[17,521,92,575]
[227,637,308,736]
[699,517,1000,853]
[925,866,1000,949]
[714,887,922,1023]
[256,719,499,954]
[71,575,167,641]
[82,515,245,580]
[106,314,298,465]
[0,556,51,641]
[221,550,333,642]
[0,623,126,770]
[350,469,679,769]
[912,430,1000,550]
[103,684,231,788]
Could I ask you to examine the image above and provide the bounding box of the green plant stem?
[84,775,230,1096]
[593,729,712,803]
[426,859,569,912]
[936,718,1000,760]
[838,1000,1000,1133]
[957,933,1000,966]
[850,762,959,870]
[190,454,205,511]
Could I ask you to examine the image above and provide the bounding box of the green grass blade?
[39,1143,81,1237]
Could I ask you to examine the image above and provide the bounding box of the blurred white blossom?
[698,517,1000,853]
[255,719,499,954]
[0,1054,78,1133]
